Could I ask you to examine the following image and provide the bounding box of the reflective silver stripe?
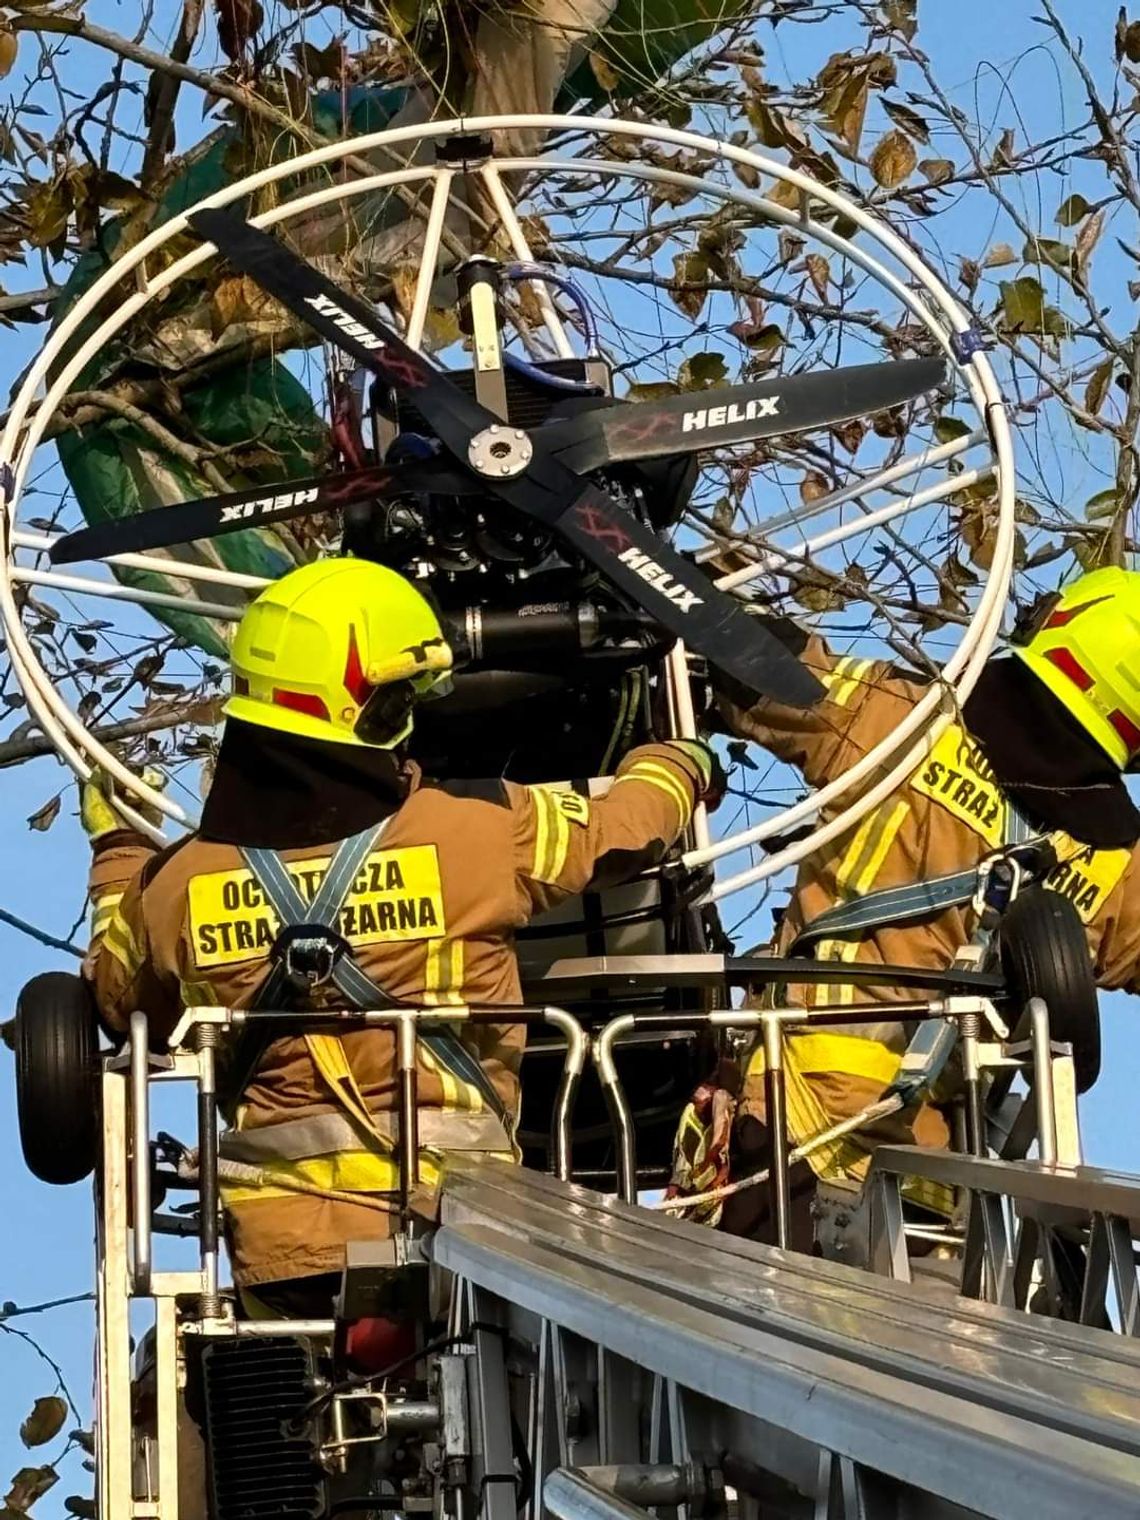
[221,1107,511,1162]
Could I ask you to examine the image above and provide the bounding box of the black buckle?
[273,923,348,990]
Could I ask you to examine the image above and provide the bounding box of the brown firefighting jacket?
[86,742,709,1286]
[718,637,1140,1188]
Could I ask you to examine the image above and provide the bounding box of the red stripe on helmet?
[343,625,372,706]
[1109,709,1140,756]
[1044,594,1112,629]
[273,689,331,721]
[1044,646,1094,691]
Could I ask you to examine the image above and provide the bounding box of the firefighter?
[84,557,717,1312]
[686,567,1140,1247]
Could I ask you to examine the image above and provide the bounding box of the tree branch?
[0,905,83,958]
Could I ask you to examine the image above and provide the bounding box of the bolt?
[501,465,511,474]
[514,430,525,439]
[489,424,500,433]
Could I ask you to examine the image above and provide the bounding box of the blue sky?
[1,0,1137,1509]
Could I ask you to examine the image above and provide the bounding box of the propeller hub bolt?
[467,424,533,480]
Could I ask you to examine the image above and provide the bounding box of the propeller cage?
[0,114,1017,903]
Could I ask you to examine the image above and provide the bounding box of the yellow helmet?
[225,559,452,749]
[1014,566,1140,768]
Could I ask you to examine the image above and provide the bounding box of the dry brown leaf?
[26,794,61,833]
[0,28,18,79]
[1076,208,1106,275]
[800,472,830,504]
[588,52,620,92]
[869,129,917,189]
[984,242,1018,268]
[20,1398,67,1450]
[805,253,830,301]
[919,158,954,186]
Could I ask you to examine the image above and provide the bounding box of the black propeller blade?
[49,460,474,564]
[537,358,948,472]
[178,208,824,704]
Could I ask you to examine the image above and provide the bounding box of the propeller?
[52,207,950,704]
[182,208,828,704]
[536,358,947,472]
[49,459,476,564]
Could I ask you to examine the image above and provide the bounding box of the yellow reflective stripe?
[810,937,863,1007]
[220,1146,516,1206]
[825,656,875,710]
[549,795,570,881]
[305,1034,387,1141]
[418,1038,464,1111]
[90,890,123,940]
[835,799,910,899]
[746,1033,898,1183]
[102,907,142,976]
[529,789,573,884]
[423,938,465,1008]
[747,1031,901,1089]
[220,1148,443,1204]
[614,761,692,823]
[808,799,909,1005]
[529,788,564,882]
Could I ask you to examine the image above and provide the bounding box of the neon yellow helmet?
[225,559,452,749]
[1014,566,1140,768]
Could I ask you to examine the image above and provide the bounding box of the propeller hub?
[467,424,533,480]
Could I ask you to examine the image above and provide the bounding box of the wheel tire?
[15,971,99,1184]
[997,885,1100,1093]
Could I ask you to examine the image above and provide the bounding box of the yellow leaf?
[1084,359,1114,420]
[869,129,916,189]
[0,27,17,79]
[805,253,830,301]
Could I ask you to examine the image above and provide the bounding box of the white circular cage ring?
[0,114,1016,892]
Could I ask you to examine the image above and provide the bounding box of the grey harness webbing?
[789,797,1040,955]
[239,826,507,1124]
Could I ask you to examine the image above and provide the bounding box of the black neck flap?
[964,658,1140,849]
[199,719,412,850]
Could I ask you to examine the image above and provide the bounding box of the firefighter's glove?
[665,738,727,812]
[665,1057,741,1226]
[81,766,166,842]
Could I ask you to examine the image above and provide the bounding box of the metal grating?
[202,1336,325,1520]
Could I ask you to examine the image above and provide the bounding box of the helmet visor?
[354,679,418,747]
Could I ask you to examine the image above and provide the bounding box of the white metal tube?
[666,641,710,852]
[404,169,454,351]
[480,164,576,358]
[13,529,272,591]
[744,466,993,581]
[712,431,986,590]
[11,565,246,621]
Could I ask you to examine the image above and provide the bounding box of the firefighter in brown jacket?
[84,557,716,1311]
[704,568,1140,1247]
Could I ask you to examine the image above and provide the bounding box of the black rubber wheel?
[997,885,1101,1093]
[15,971,99,1184]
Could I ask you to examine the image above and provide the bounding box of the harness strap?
[790,869,980,954]
[790,796,1042,955]
[238,825,509,1128]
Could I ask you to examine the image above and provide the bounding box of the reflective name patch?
[1043,834,1130,925]
[187,846,446,969]
[909,723,1005,847]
